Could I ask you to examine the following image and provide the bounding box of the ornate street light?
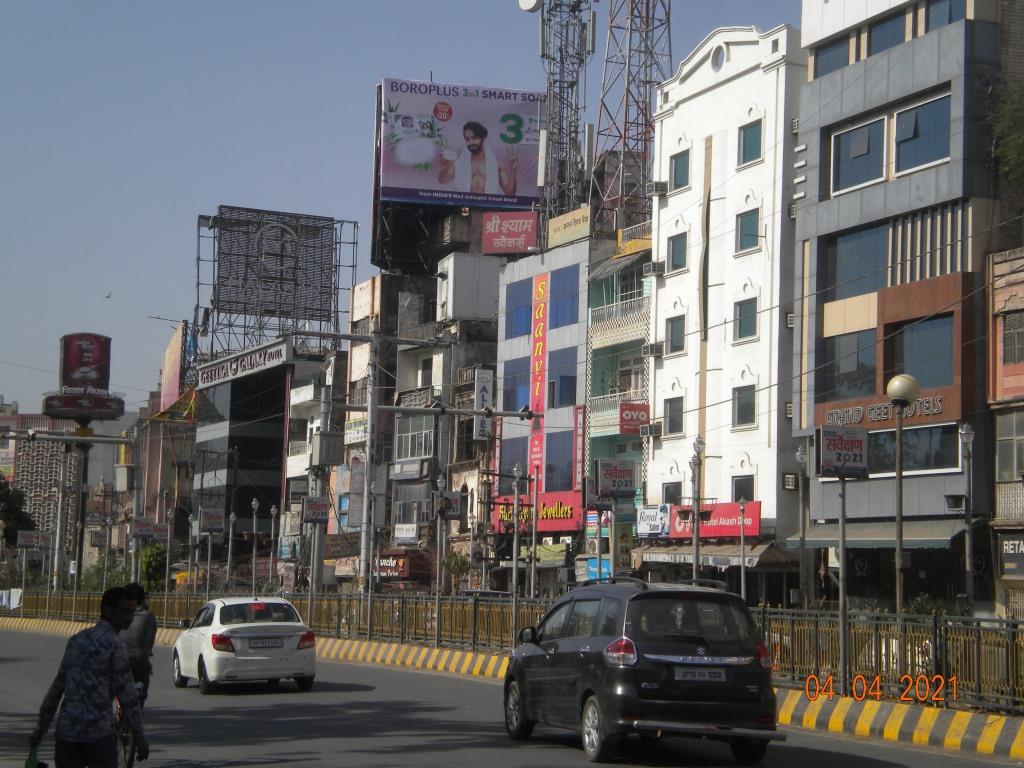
[250,497,259,598]
[886,373,921,619]
[691,436,706,584]
[795,441,808,608]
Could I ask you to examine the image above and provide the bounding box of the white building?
[642,25,806,598]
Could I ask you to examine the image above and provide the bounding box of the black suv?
[503,578,783,763]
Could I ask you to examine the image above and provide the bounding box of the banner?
[60,333,111,390]
[818,426,869,478]
[159,323,185,411]
[482,211,538,254]
[528,274,549,473]
[619,402,650,435]
[379,78,542,209]
[669,501,762,540]
[573,406,585,491]
[637,505,671,538]
[594,459,637,501]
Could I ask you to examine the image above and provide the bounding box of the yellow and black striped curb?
[776,687,1024,759]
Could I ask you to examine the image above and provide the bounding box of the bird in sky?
[104,292,112,299]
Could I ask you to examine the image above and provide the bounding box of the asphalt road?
[1,630,1020,768]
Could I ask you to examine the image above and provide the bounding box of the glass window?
[734,298,757,340]
[502,357,529,412]
[815,35,850,79]
[739,120,763,165]
[868,424,960,474]
[619,267,642,302]
[895,96,951,173]
[665,396,685,435]
[547,347,577,408]
[498,436,527,496]
[736,209,759,252]
[1004,312,1024,365]
[732,475,755,503]
[666,315,685,354]
[626,595,757,643]
[670,150,690,190]
[821,222,889,301]
[419,358,432,388]
[927,0,965,31]
[886,314,954,389]
[832,118,886,192]
[732,386,756,427]
[663,481,683,505]
[545,431,574,492]
[394,414,435,460]
[565,600,601,638]
[551,265,579,328]
[817,329,877,403]
[668,232,687,271]
[869,12,906,56]
[505,278,532,339]
[538,602,572,642]
[595,598,623,636]
[996,412,1024,481]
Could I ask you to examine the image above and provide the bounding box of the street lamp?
[960,422,975,607]
[886,373,920,619]
[511,463,522,648]
[434,474,447,648]
[251,497,259,598]
[738,497,747,601]
[270,505,278,591]
[690,436,706,584]
[795,442,808,609]
[227,511,237,590]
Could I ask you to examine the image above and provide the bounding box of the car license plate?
[675,666,726,682]
[249,637,283,649]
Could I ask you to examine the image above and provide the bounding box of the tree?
[140,543,168,593]
[0,483,33,547]
[441,550,471,594]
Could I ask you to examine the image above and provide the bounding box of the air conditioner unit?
[646,181,668,197]
[786,402,793,419]
[559,536,573,545]
[643,261,665,277]
[640,422,663,438]
[542,536,554,546]
[585,538,599,555]
[786,312,795,329]
[791,117,800,135]
[642,342,664,358]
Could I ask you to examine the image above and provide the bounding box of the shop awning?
[588,250,648,282]
[785,519,965,549]
[631,542,794,570]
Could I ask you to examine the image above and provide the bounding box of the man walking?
[122,583,157,708]
[30,586,150,766]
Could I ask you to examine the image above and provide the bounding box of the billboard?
[482,211,538,254]
[60,334,111,390]
[594,459,637,500]
[159,322,186,411]
[818,426,869,479]
[379,78,542,209]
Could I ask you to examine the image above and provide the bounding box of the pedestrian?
[29,585,150,766]
[121,583,157,708]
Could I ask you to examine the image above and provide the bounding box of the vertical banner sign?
[573,405,585,491]
[473,368,494,440]
[528,274,549,474]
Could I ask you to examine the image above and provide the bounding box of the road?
[1,630,1018,768]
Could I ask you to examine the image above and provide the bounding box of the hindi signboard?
[481,211,538,254]
[17,530,49,549]
[818,426,869,479]
[302,496,331,525]
[473,368,494,440]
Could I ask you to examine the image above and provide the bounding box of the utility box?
[311,431,345,466]
[436,252,502,322]
[114,464,134,492]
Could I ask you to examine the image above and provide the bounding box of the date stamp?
[803,673,958,703]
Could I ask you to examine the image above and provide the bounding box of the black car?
[503,578,783,763]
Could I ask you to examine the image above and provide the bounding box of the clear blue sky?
[0,0,800,413]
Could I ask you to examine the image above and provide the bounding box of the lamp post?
[960,422,975,607]
[226,511,236,590]
[435,474,447,648]
[738,497,747,601]
[511,463,522,648]
[186,511,195,601]
[690,436,705,584]
[886,373,920,619]
[250,497,259,598]
[796,442,808,609]
[270,505,278,591]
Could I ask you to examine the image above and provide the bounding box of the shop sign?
[17,530,50,549]
[618,402,649,435]
[573,405,585,491]
[637,505,670,538]
[394,523,418,545]
[823,395,944,426]
[197,339,290,389]
[482,211,538,254]
[528,274,549,471]
[90,530,108,548]
[999,534,1024,577]
[669,501,762,540]
[301,496,331,525]
[201,509,225,534]
[547,205,591,249]
[492,490,582,532]
[818,426,868,479]
[375,554,410,579]
[390,459,423,481]
[473,368,494,440]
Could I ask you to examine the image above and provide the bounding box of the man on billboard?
[437,121,517,196]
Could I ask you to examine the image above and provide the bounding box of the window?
[550,264,579,328]
[815,35,850,79]
[732,475,755,503]
[565,600,601,638]
[547,347,577,408]
[619,267,643,302]
[394,414,435,460]
[505,278,532,338]
[736,209,759,252]
[663,481,683,505]
[868,424,959,474]
[732,385,756,427]
[502,357,529,411]
[1004,312,1024,364]
[668,232,687,271]
[734,298,757,340]
[419,358,432,388]
[596,598,623,636]
[616,356,644,393]
[738,120,763,165]
[538,602,572,642]
[545,431,574,492]
[821,221,889,301]
[818,329,877,403]
[670,150,690,190]
[666,315,685,354]
[997,412,1024,481]
[895,95,951,173]
[869,12,906,56]
[927,0,965,32]
[886,314,954,389]
[665,396,685,435]
[832,118,886,193]
[498,436,527,495]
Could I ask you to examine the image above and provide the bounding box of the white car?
[172,597,317,694]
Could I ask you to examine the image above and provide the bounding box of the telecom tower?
[590,0,672,232]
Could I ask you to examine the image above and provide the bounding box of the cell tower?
[590,0,672,232]
[527,0,595,225]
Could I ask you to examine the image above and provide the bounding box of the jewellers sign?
[823,396,943,426]
[197,339,291,389]
[818,426,868,479]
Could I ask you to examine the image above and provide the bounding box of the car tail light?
[298,631,316,650]
[603,636,637,666]
[211,634,235,653]
[757,641,772,670]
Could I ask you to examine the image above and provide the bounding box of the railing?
[288,440,310,456]
[588,389,646,413]
[589,295,650,326]
[620,220,652,243]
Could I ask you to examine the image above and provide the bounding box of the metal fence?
[10,592,1024,713]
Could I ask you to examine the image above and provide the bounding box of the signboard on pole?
[473,368,494,440]
[90,530,109,548]
[133,521,154,539]
[594,459,637,500]
[201,510,225,534]
[637,505,670,538]
[302,496,331,525]
[17,530,49,549]
[152,522,170,540]
[394,523,418,545]
[818,426,869,479]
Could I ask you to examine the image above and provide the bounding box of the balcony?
[588,388,647,437]
[286,440,311,479]
[289,384,320,414]
[589,295,650,350]
[617,220,652,256]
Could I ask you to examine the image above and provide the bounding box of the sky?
[0,0,801,415]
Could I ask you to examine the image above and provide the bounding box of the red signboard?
[481,211,539,254]
[60,333,112,390]
[491,490,582,533]
[528,274,548,472]
[618,402,650,435]
[573,405,585,491]
[669,501,762,540]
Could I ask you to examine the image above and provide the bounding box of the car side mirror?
[179,619,190,629]
[518,626,538,644]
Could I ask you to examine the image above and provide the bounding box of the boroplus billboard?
[378,78,542,209]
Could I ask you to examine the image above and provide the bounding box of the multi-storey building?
[12,414,81,535]
[792,0,1001,608]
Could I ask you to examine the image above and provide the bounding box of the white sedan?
[172,597,317,694]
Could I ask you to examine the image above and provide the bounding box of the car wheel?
[504,680,534,740]
[296,676,315,692]
[172,652,188,688]
[198,659,216,695]
[730,738,769,764]
[581,696,616,763]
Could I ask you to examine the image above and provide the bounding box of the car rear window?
[220,602,300,625]
[625,595,757,644]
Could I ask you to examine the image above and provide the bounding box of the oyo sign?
[619,402,650,435]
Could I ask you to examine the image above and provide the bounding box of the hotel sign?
[197,339,291,389]
[823,396,944,426]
